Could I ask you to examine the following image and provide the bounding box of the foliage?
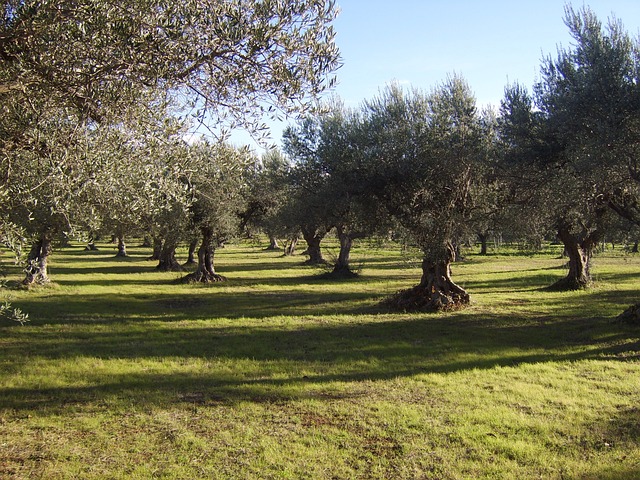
[361,78,491,261]
[180,141,256,282]
[241,147,293,242]
[1,0,341,138]
[0,300,28,324]
[187,141,255,245]
[1,0,341,279]
[499,6,640,290]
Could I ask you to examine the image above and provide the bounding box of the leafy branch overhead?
[1,0,341,133]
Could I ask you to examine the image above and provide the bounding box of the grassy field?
[1,240,639,479]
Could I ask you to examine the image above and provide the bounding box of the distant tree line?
[1,4,639,316]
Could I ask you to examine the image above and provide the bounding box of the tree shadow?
[2,311,638,411]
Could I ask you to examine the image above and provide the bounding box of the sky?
[232,0,640,152]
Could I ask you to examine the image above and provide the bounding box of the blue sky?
[234,0,640,151]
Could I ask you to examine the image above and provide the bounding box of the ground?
[1,240,639,479]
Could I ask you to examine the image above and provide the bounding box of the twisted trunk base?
[115,235,127,258]
[383,244,469,312]
[147,237,162,261]
[617,303,640,324]
[23,237,52,286]
[183,239,198,267]
[301,226,327,265]
[156,242,184,272]
[478,232,488,255]
[181,270,226,283]
[265,235,280,251]
[326,227,358,278]
[283,237,298,256]
[550,227,596,290]
[181,230,226,283]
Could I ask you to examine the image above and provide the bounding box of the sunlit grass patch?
[1,240,639,478]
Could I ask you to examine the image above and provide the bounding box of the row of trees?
[0,0,341,320]
[1,4,639,316]
[248,6,640,311]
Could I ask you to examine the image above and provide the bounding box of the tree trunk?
[266,235,280,251]
[147,236,162,261]
[452,241,464,262]
[330,226,358,277]
[283,236,298,256]
[23,236,52,285]
[301,226,327,265]
[181,229,226,283]
[84,233,99,251]
[478,232,488,255]
[632,241,639,254]
[551,227,597,290]
[183,238,198,266]
[383,242,469,311]
[115,234,127,257]
[156,241,183,271]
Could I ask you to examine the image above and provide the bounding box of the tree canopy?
[1,0,341,136]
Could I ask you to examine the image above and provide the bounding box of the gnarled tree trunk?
[181,228,226,283]
[156,240,183,272]
[301,225,327,265]
[266,235,280,251]
[183,238,198,266]
[84,232,99,251]
[115,234,127,257]
[147,236,162,261]
[477,232,488,255]
[23,236,52,285]
[383,242,469,311]
[283,236,298,256]
[551,227,598,290]
[330,225,360,278]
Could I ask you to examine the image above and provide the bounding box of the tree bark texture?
[183,238,198,266]
[156,241,183,272]
[551,227,598,290]
[147,236,162,261]
[383,242,470,311]
[84,233,99,251]
[283,236,298,256]
[181,229,226,283]
[266,235,280,250]
[478,232,488,255]
[23,237,52,285]
[329,226,359,278]
[301,226,327,265]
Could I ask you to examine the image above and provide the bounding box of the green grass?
[1,240,639,479]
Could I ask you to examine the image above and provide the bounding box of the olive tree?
[500,7,640,290]
[1,0,341,281]
[362,78,492,311]
[181,141,254,284]
[1,0,341,134]
[4,101,192,284]
[240,148,292,250]
[283,100,388,276]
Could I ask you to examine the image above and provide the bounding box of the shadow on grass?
[2,247,638,413]
[464,271,565,293]
[5,286,384,327]
[2,308,638,411]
